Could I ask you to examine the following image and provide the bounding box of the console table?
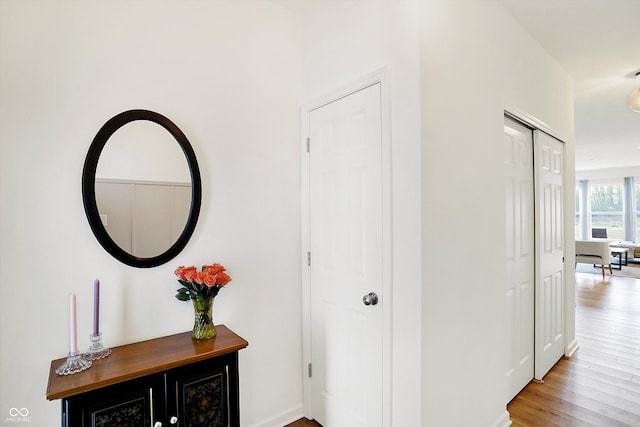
[46,325,248,427]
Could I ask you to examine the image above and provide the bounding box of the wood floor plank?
[509,387,607,427]
[538,373,640,421]
[550,361,640,395]
[285,418,321,427]
[509,271,640,427]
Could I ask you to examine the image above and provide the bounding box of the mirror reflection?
[82,109,201,268]
[95,121,192,258]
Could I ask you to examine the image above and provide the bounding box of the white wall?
[0,1,303,426]
[299,1,423,426]
[1,1,577,426]
[419,1,574,426]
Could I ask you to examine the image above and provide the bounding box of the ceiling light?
[629,71,640,113]
[629,89,640,112]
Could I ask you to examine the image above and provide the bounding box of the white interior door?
[504,116,535,401]
[534,130,565,380]
[308,83,383,427]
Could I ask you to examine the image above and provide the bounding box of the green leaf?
[175,292,190,301]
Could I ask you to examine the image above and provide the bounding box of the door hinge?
[308,363,312,378]
[306,137,310,153]
[307,251,311,266]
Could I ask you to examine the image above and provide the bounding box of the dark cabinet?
[167,358,230,427]
[47,326,248,427]
[63,374,164,426]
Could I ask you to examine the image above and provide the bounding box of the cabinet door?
[62,375,164,427]
[165,354,238,427]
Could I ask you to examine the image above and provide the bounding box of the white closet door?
[534,130,565,381]
[504,115,535,401]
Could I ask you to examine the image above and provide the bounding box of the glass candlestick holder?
[55,352,92,375]
[84,332,112,361]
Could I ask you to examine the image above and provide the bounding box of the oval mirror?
[82,110,201,268]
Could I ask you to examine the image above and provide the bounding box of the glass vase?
[192,296,216,339]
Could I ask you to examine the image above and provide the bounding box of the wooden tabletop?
[46,325,248,400]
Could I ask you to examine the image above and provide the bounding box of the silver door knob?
[170,416,178,424]
[363,292,379,306]
[154,422,162,427]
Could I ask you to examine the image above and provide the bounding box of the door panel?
[504,116,535,401]
[63,374,164,427]
[534,130,565,380]
[309,83,383,427]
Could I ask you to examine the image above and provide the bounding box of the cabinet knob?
[154,423,162,427]
[170,416,178,424]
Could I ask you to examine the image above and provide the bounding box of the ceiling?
[497,0,640,172]
[273,0,640,173]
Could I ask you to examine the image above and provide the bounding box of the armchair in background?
[575,239,612,279]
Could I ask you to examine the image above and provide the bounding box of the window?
[635,181,640,241]
[590,181,623,240]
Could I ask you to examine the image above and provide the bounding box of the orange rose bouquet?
[174,263,232,303]
[174,263,232,339]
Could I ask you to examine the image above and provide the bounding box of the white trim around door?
[301,69,393,426]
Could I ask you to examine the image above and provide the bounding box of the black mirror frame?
[82,109,202,268]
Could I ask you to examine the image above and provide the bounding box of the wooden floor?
[508,271,640,426]
[285,418,321,427]
[287,271,640,427]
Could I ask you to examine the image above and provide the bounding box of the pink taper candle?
[70,292,77,354]
[93,279,100,336]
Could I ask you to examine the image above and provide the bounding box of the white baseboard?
[565,338,579,358]
[492,409,512,427]
[246,405,304,427]
[251,405,510,427]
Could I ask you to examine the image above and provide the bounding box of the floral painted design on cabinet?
[94,397,145,427]
[183,372,225,427]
